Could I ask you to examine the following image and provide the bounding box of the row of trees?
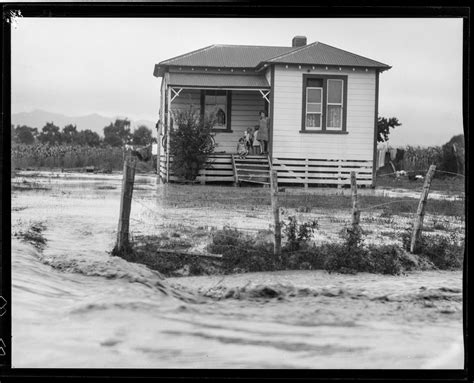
[12,118,156,147]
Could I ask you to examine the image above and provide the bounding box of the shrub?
[285,248,325,270]
[323,226,371,274]
[419,232,464,270]
[400,227,464,270]
[208,226,277,273]
[366,244,415,275]
[282,216,318,251]
[169,107,217,181]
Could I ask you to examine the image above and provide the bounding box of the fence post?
[350,171,360,230]
[115,155,137,253]
[270,170,281,257]
[410,165,436,253]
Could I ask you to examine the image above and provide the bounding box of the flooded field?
[11,171,464,368]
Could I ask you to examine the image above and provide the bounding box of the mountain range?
[11,109,156,137]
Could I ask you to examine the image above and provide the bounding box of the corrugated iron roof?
[155,41,390,76]
[263,41,390,69]
[168,73,270,88]
[158,45,296,68]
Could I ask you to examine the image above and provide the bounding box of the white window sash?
[305,87,322,129]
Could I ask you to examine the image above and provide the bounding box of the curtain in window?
[327,105,342,128]
[205,92,227,128]
[306,88,322,128]
[326,80,343,128]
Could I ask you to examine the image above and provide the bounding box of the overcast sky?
[11,17,463,146]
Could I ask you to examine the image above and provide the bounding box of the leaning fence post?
[350,171,360,230]
[410,165,436,253]
[270,170,281,257]
[115,154,137,253]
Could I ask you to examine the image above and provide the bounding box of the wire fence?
[116,160,465,261]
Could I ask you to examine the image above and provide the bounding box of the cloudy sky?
[11,17,463,146]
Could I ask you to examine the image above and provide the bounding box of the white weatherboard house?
[154,36,391,187]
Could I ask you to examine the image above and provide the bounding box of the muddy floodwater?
[11,171,464,369]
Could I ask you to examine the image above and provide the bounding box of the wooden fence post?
[270,170,281,257]
[115,155,137,253]
[350,171,360,230]
[410,165,436,253]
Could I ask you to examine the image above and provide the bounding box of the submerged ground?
[11,171,464,368]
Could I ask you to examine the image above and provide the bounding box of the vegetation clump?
[207,226,275,273]
[14,221,48,250]
[206,217,463,276]
[400,228,464,270]
[169,107,217,181]
[11,118,156,172]
[282,215,318,251]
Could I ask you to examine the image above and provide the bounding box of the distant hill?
[11,110,156,137]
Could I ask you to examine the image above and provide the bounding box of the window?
[301,75,347,133]
[201,90,232,131]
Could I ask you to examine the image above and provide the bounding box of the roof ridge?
[158,45,216,65]
[264,41,320,63]
[212,44,293,49]
[310,41,389,67]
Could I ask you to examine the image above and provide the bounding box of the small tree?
[103,118,131,147]
[131,125,155,146]
[14,125,36,145]
[440,134,464,176]
[169,107,216,181]
[61,124,78,144]
[377,116,401,143]
[38,122,61,145]
[77,129,101,147]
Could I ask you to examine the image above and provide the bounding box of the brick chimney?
[292,36,307,47]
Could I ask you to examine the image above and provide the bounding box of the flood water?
[11,171,464,369]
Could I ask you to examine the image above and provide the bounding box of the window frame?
[305,86,323,129]
[301,74,348,134]
[200,89,233,132]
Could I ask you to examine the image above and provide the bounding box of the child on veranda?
[244,127,253,154]
[237,137,248,159]
[252,125,261,155]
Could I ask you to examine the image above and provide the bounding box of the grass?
[376,173,465,194]
[115,179,464,277]
[159,184,464,218]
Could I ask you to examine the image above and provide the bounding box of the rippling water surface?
[11,172,463,369]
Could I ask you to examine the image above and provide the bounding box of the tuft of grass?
[207,226,276,273]
[112,235,218,277]
[14,221,47,250]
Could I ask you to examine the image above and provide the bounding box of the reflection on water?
[11,172,463,369]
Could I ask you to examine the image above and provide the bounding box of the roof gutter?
[257,62,391,72]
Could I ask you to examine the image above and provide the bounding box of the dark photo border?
[1,2,470,382]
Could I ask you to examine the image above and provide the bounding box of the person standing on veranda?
[258,110,270,155]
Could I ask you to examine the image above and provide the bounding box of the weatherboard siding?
[272,65,376,160]
[169,88,264,153]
